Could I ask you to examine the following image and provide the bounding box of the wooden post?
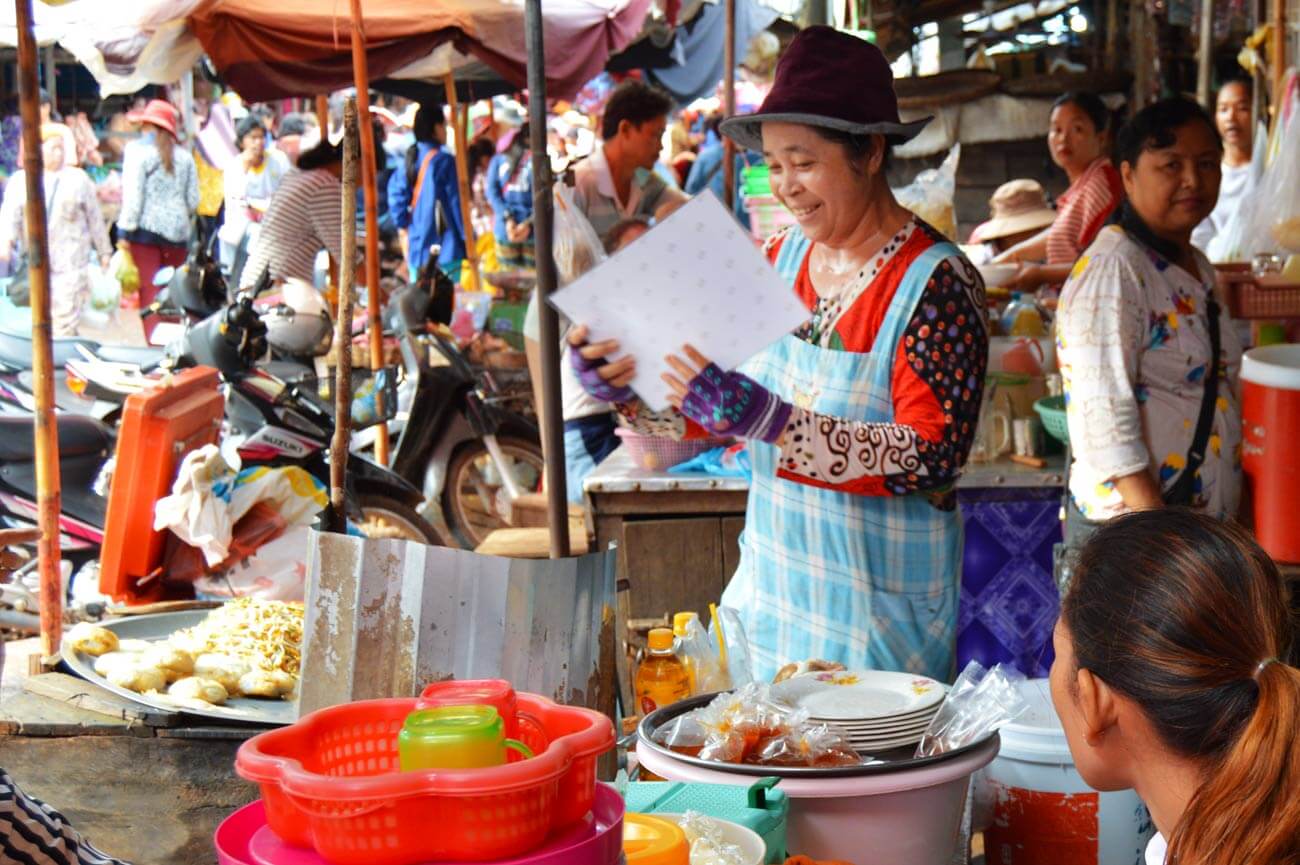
[330,99,360,533]
[1196,0,1214,107]
[1272,0,1286,112]
[315,94,330,141]
[723,0,737,211]
[524,0,571,558]
[443,74,480,292]
[347,0,390,466]
[1104,0,1120,74]
[15,0,62,662]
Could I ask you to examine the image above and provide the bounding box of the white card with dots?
[549,193,809,411]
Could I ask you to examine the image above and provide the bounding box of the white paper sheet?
[548,193,809,410]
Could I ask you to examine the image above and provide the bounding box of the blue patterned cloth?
[720,227,962,682]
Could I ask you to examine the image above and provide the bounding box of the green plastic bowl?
[1034,395,1069,444]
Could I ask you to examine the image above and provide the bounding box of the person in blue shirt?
[684,115,761,230]
[485,124,534,269]
[388,104,466,280]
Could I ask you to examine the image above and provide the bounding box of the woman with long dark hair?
[1052,509,1300,865]
[388,104,464,279]
[485,123,534,268]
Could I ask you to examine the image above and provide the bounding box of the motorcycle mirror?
[154,266,177,287]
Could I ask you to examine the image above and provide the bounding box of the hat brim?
[970,208,1057,243]
[719,112,933,152]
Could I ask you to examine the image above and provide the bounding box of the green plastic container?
[625,778,788,864]
[1034,395,1070,444]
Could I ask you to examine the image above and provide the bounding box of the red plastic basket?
[235,692,614,865]
[614,428,730,471]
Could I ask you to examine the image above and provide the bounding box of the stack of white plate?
[770,669,945,753]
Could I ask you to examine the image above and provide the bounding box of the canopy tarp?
[53,0,651,100]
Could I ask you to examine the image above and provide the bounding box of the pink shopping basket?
[614,427,730,470]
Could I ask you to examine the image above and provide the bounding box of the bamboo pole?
[347,0,390,466]
[723,0,737,210]
[315,94,330,141]
[329,99,360,533]
[524,0,571,558]
[444,74,481,292]
[1272,0,1286,112]
[15,0,62,662]
[1196,0,1214,107]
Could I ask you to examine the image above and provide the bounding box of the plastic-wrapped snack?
[678,811,746,865]
[678,615,729,694]
[653,712,710,757]
[749,723,860,768]
[698,731,748,764]
[915,660,1030,757]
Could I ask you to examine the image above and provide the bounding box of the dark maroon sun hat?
[720,26,931,152]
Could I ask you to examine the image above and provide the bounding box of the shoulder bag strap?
[1163,296,1221,505]
[409,148,439,217]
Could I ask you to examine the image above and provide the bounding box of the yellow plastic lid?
[624,814,689,865]
[672,612,699,637]
[647,628,675,652]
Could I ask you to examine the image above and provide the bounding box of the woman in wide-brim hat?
[119,98,199,337]
[570,26,989,681]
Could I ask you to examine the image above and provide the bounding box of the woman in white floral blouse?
[1057,98,1242,539]
[118,99,199,339]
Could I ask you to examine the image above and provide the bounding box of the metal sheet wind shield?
[298,531,618,716]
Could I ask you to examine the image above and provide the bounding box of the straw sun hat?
[968,180,1058,244]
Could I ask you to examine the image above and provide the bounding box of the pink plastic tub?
[637,734,1000,865]
[215,784,625,865]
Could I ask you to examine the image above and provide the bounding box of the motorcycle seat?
[93,345,167,367]
[0,328,96,370]
[0,414,113,463]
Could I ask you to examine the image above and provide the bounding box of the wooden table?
[0,644,260,865]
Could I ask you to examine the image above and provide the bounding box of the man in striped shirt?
[0,770,131,865]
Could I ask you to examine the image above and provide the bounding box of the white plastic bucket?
[976,679,1153,865]
[638,735,999,865]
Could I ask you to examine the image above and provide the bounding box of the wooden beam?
[14,0,62,662]
[315,94,329,141]
[347,0,390,466]
[1196,0,1214,107]
[444,74,480,292]
[329,99,359,533]
[1272,0,1286,113]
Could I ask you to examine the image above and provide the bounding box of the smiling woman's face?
[761,122,878,248]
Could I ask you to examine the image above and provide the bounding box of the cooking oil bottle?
[635,628,690,715]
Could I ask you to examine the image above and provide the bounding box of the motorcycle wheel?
[441,434,545,549]
[356,494,442,545]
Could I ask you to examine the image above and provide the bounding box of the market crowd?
[0,27,1295,865]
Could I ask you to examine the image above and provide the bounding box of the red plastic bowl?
[235,692,614,865]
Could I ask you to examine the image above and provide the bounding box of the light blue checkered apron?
[721,228,962,682]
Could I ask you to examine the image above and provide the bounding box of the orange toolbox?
[99,366,225,604]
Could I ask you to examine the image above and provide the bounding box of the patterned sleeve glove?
[568,341,636,404]
[679,364,791,444]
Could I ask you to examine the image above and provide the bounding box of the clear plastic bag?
[749,722,860,768]
[914,660,1030,757]
[552,183,607,286]
[678,614,730,694]
[678,811,746,865]
[711,605,756,689]
[110,241,139,297]
[893,144,960,240]
[1243,91,1300,258]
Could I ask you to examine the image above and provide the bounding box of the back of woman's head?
[412,104,444,143]
[1053,91,1111,133]
[1063,510,1300,865]
[298,139,342,172]
[1115,97,1220,170]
